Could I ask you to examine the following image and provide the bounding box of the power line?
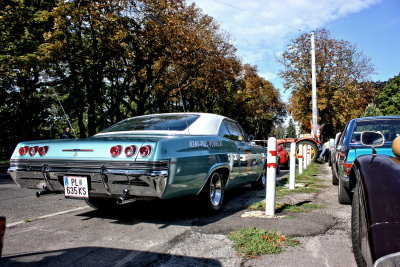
[211,0,302,32]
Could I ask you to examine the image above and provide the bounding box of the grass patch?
[227,228,299,258]
[276,163,323,197]
[247,201,285,211]
[281,203,323,213]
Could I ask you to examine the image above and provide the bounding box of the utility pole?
[311,32,318,138]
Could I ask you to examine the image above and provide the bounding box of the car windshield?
[351,118,400,144]
[100,114,200,133]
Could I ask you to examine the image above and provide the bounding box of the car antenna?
[52,87,77,139]
[172,63,191,136]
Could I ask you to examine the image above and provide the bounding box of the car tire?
[200,172,225,212]
[297,141,319,162]
[351,180,368,267]
[332,167,338,185]
[338,178,351,204]
[85,197,118,210]
[252,170,266,190]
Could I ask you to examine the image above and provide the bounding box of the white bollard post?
[298,144,303,175]
[303,144,307,169]
[266,137,277,216]
[307,145,311,166]
[289,142,296,189]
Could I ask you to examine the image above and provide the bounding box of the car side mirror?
[361,131,384,154]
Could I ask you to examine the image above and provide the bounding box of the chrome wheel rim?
[210,173,222,207]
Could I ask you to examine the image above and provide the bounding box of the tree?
[286,118,296,138]
[0,0,57,158]
[377,74,400,115]
[362,103,383,117]
[0,0,286,158]
[278,29,375,138]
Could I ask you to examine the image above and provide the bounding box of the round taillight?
[125,145,136,157]
[110,145,122,157]
[19,146,29,156]
[38,146,49,156]
[29,146,38,156]
[139,145,152,157]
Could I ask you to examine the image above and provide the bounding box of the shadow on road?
[74,170,288,231]
[1,246,223,266]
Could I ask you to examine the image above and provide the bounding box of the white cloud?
[192,0,381,69]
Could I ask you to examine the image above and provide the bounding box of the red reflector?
[110,145,122,157]
[139,145,152,157]
[38,146,49,156]
[341,163,353,175]
[29,146,38,156]
[125,145,136,157]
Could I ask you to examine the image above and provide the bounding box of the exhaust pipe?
[116,189,136,205]
[36,185,55,197]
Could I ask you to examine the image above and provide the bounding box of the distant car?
[350,134,400,266]
[332,116,400,204]
[8,113,268,212]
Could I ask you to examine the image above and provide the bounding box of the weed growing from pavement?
[227,228,299,258]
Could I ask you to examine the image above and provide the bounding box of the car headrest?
[393,136,400,158]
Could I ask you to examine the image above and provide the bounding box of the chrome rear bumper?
[8,160,169,199]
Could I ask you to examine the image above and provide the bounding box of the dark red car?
[350,133,400,266]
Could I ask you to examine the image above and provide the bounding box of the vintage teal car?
[8,113,267,211]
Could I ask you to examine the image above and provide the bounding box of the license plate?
[64,176,89,199]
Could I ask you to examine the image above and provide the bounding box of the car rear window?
[351,119,400,143]
[100,114,200,133]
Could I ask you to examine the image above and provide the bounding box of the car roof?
[351,116,400,121]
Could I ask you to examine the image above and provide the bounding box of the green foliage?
[362,103,383,117]
[378,74,400,115]
[227,228,299,258]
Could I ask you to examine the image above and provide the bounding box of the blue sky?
[191,0,400,102]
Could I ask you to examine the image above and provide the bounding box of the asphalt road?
[0,165,356,267]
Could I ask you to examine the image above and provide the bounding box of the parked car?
[8,113,268,212]
[330,132,342,184]
[350,133,400,266]
[332,116,400,204]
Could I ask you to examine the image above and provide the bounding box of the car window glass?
[218,121,231,138]
[353,119,400,143]
[223,120,245,141]
[100,114,199,132]
[339,123,349,145]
